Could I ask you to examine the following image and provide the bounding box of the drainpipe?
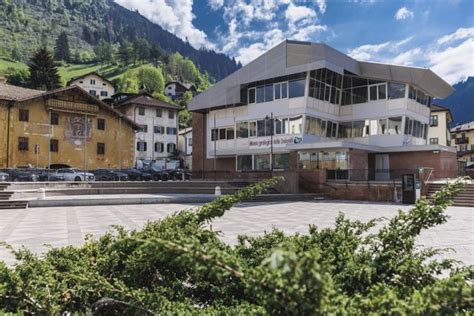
[6,101,13,168]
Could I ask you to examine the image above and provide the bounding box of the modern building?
[189,40,457,180]
[427,104,453,146]
[451,121,474,167]
[165,80,197,100]
[112,92,180,166]
[67,72,116,100]
[0,80,137,169]
[178,127,192,169]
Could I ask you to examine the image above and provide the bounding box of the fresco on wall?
[65,116,92,146]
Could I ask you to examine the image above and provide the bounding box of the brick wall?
[387,150,457,179]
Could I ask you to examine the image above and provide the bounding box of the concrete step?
[246,193,326,202]
[0,200,28,209]
[40,186,243,196]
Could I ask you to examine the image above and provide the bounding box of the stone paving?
[0,201,472,266]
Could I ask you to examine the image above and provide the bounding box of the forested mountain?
[0,0,241,81]
[435,77,474,125]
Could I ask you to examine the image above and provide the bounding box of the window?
[430,115,438,127]
[154,142,164,153]
[169,111,175,119]
[50,112,59,125]
[89,90,97,96]
[237,122,248,138]
[167,143,176,153]
[50,139,59,152]
[18,137,28,151]
[100,91,108,97]
[273,153,290,170]
[289,79,305,98]
[281,82,288,98]
[138,107,145,115]
[154,126,164,134]
[248,88,256,103]
[338,122,352,138]
[211,129,218,141]
[219,128,227,140]
[274,83,281,99]
[97,118,105,130]
[226,128,235,140]
[429,138,439,144]
[90,79,96,85]
[254,154,270,170]
[289,116,303,134]
[387,117,402,135]
[249,122,257,137]
[256,86,265,103]
[137,141,147,152]
[167,127,177,135]
[257,120,266,137]
[264,84,273,102]
[139,125,148,133]
[97,143,105,155]
[237,155,252,171]
[388,82,405,99]
[19,109,29,122]
[156,109,162,117]
[188,138,192,146]
[404,117,412,135]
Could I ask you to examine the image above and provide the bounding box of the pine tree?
[117,40,134,65]
[54,32,70,62]
[28,47,61,90]
[94,39,114,65]
[133,38,150,64]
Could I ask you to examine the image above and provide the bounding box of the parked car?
[143,167,169,181]
[0,172,9,182]
[4,169,38,182]
[122,168,152,181]
[167,169,192,181]
[93,169,129,181]
[34,169,65,182]
[55,168,95,181]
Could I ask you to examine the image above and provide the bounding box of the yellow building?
[451,121,474,167]
[427,104,453,146]
[0,81,137,169]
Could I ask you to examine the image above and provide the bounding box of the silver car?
[55,168,95,182]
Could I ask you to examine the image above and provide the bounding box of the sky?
[114,0,473,84]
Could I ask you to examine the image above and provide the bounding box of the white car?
[55,168,95,182]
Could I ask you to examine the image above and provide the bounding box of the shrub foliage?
[0,177,472,314]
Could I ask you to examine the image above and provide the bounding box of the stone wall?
[387,150,457,179]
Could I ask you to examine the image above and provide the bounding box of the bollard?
[38,188,46,200]
[215,186,221,196]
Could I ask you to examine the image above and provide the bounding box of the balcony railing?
[455,137,469,144]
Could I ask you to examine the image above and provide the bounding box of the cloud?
[115,0,215,49]
[348,41,392,61]
[285,3,317,25]
[395,7,414,20]
[436,27,474,45]
[316,0,327,14]
[208,0,224,10]
[429,38,474,84]
[234,28,286,65]
[348,28,474,84]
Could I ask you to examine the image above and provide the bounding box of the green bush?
[0,177,472,314]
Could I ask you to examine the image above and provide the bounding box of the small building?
[427,104,453,146]
[112,92,180,166]
[189,40,458,181]
[178,127,192,169]
[451,121,474,167]
[165,80,197,100]
[67,71,116,100]
[0,80,137,169]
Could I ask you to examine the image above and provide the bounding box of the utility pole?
[83,114,87,180]
[213,113,217,180]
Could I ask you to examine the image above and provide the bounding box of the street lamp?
[265,112,274,172]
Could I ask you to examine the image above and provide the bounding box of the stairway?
[427,183,474,207]
[0,183,28,209]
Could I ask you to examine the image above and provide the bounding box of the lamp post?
[265,112,274,172]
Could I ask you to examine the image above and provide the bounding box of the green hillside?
[0,0,240,81]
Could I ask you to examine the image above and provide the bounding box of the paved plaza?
[0,201,472,266]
